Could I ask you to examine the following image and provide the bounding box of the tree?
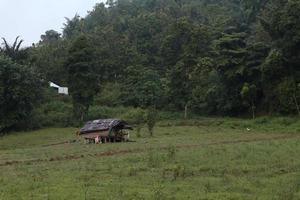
[31,39,69,85]
[63,15,83,39]
[261,49,286,113]
[241,83,257,119]
[39,30,61,45]
[163,19,212,118]
[240,0,269,25]
[215,27,248,115]
[167,58,194,119]
[259,0,300,114]
[277,78,300,116]
[0,36,28,63]
[0,55,44,132]
[65,35,99,123]
[129,108,146,137]
[191,57,224,115]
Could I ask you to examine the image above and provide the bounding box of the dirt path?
[1,134,300,167]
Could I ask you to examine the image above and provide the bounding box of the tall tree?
[260,0,300,114]
[63,15,83,39]
[31,40,69,85]
[163,18,212,118]
[65,35,99,123]
[215,26,248,115]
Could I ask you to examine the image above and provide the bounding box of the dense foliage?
[65,35,99,122]
[1,0,300,133]
[33,0,299,117]
[0,55,44,132]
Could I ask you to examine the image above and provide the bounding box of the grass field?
[1,117,300,199]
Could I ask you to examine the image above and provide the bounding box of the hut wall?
[82,131,109,139]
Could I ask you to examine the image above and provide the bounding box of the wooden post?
[293,94,300,116]
[184,104,188,119]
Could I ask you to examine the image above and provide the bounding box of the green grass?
[1,117,300,199]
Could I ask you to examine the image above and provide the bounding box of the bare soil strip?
[1,134,300,167]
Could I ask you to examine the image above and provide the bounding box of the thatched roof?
[80,119,132,134]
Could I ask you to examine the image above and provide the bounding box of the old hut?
[79,119,132,143]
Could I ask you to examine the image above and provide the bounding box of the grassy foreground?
[1,118,300,199]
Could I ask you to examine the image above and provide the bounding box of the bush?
[0,55,45,132]
[254,117,269,124]
[272,117,297,126]
[38,100,73,127]
[146,107,158,136]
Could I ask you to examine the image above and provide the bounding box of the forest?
[0,0,299,132]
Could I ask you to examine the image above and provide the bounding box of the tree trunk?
[184,104,188,119]
[80,111,84,123]
[293,94,300,116]
[251,100,256,119]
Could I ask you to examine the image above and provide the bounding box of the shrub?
[254,117,269,124]
[153,182,166,200]
[167,145,177,160]
[0,55,45,132]
[146,107,158,136]
[273,117,297,126]
[127,167,138,176]
[38,100,73,127]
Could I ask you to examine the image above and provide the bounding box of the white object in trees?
[58,87,69,95]
[49,81,69,95]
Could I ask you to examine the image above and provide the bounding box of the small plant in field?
[153,182,166,200]
[0,178,4,199]
[204,181,212,193]
[123,108,145,137]
[167,145,177,160]
[82,182,89,200]
[127,167,138,176]
[147,151,161,168]
[116,184,125,198]
[146,107,158,136]
[136,109,146,137]
[136,126,142,138]
[173,165,182,181]
[129,191,146,200]
[106,163,113,173]
[241,83,257,119]
[81,175,92,200]
[275,178,300,200]
[80,162,94,200]
[171,165,186,181]
[162,164,186,181]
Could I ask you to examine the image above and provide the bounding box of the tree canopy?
[5,0,300,122]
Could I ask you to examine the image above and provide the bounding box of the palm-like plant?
[1,36,24,60]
